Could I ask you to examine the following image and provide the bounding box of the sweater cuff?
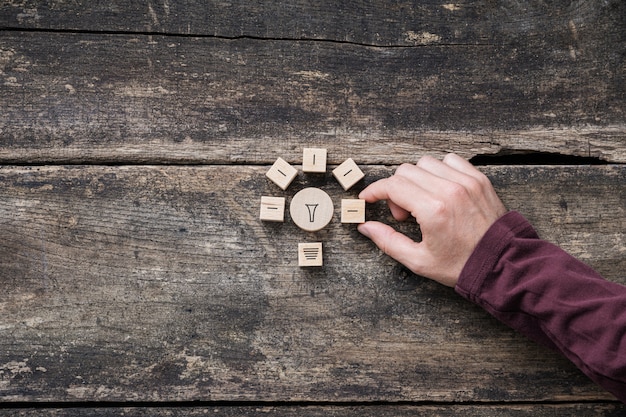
[455,211,537,302]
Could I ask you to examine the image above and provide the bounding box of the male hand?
[358,153,507,287]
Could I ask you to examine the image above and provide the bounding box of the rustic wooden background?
[0,1,625,415]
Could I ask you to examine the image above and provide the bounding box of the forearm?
[456,211,626,402]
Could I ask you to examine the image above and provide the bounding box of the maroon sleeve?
[455,211,626,403]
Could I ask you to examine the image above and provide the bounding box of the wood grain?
[0,165,623,403]
[3,404,626,416]
[1,0,624,49]
[0,30,624,164]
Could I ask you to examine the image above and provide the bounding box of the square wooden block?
[302,148,327,173]
[259,196,285,222]
[332,158,364,190]
[266,157,298,190]
[298,242,323,267]
[341,199,365,223]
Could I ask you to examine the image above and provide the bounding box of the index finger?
[359,174,434,220]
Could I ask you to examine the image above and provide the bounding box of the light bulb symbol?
[290,188,333,232]
[305,204,319,222]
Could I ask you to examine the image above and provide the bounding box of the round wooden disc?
[289,187,334,232]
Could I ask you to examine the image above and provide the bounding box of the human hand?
[358,153,507,287]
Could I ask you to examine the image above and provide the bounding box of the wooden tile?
[302,148,327,173]
[341,199,365,223]
[266,157,298,190]
[332,158,364,190]
[289,187,334,232]
[259,196,285,222]
[298,242,323,267]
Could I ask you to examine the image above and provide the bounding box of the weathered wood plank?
[0,31,624,164]
[3,404,626,417]
[0,165,623,402]
[0,0,624,49]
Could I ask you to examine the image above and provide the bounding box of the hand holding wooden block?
[266,157,298,190]
[332,158,364,190]
[259,196,286,222]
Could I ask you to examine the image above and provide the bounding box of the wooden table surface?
[1,1,625,415]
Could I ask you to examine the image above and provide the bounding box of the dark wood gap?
[0,399,621,410]
[0,26,486,49]
[470,152,611,166]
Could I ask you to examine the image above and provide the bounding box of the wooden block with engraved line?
[259,196,285,222]
[266,157,298,190]
[341,199,365,223]
[302,148,327,173]
[332,158,364,190]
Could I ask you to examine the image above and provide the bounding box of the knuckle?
[388,172,409,189]
[466,172,492,198]
[430,198,449,218]
[447,182,469,200]
[442,153,458,164]
[416,155,433,168]
[464,177,483,195]
[476,171,492,188]
[417,154,441,170]
[394,163,415,177]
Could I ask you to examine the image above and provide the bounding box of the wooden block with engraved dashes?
[259,196,285,222]
[266,157,298,190]
[298,242,323,267]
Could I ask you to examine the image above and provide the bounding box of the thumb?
[358,221,424,273]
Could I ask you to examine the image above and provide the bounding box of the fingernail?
[357,223,371,238]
